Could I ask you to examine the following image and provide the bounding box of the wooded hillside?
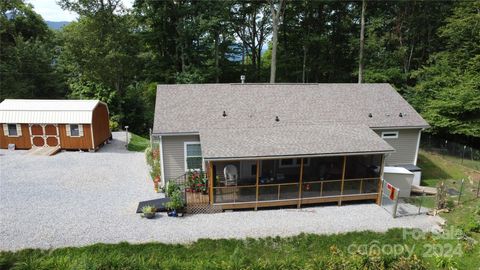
[1,0,478,145]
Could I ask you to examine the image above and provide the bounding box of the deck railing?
[212,178,379,204]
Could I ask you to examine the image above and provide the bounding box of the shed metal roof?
[199,124,395,160]
[153,83,429,134]
[0,99,105,124]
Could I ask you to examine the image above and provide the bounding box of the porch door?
[240,160,260,180]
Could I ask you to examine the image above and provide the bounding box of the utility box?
[395,164,422,186]
[383,167,414,197]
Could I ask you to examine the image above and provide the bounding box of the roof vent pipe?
[222,111,227,117]
[275,116,280,122]
[240,75,245,84]
[368,113,373,118]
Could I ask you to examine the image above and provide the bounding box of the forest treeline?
[1,0,478,145]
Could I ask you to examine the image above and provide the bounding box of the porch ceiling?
[199,124,395,160]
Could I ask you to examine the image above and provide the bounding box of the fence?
[381,179,432,218]
[421,135,480,171]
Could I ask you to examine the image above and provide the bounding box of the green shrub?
[434,254,457,270]
[165,181,181,198]
[165,190,184,211]
[144,147,153,168]
[463,217,480,233]
[391,255,426,270]
[141,205,156,214]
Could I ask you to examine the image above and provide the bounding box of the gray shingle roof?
[199,124,394,160]
[153,83,428,134]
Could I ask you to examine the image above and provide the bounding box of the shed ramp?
[27,146,61,156]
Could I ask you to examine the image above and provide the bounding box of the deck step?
[27,146,61,156]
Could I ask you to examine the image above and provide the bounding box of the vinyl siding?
[374,129,421,165]
[162,135,200,181]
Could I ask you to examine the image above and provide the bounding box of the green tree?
[0,0,65,99]
[409,1,480,140]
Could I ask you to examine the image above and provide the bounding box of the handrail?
[258,182,298,187]
[212,178,380,204]
[213,185,257,189]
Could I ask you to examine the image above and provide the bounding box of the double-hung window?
[3,124,21,137]
[66,124,83,137]
[8,124,18,136]
[185,142,202,171]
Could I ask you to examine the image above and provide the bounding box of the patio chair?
[223,164,238,186]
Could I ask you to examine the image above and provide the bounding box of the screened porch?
[207,154,384,209]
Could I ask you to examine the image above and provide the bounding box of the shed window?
[185,142,202,171]
[7,124,18,136]
[70,124,80,136]
[381,131,399,139]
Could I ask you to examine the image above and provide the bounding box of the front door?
[29,124,60,147]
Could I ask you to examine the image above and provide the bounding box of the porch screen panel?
[302,157,343,198]
[343,155,382,195]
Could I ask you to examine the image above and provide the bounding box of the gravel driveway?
[0,132,444,251]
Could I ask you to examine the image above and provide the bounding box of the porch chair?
[223,164,238,186]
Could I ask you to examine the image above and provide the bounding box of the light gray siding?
[161,135,200,181]
[374,129,421,165]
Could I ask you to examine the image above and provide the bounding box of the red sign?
[386,182,396,200]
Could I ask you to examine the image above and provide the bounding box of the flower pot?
[169,209,178,217]
[143,212,156,219]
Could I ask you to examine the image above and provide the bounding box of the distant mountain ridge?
[46,21,70,30]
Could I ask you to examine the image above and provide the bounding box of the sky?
[26,0,134,21]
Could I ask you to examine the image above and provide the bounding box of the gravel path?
[0,133,444,251]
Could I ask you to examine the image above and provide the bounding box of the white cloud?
[26,0,135,22]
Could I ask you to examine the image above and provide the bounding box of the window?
[185,142,202,171]
[70,124,80,136]
[381,131,399,139]
[279,158,310,168]
[7,124,17,136]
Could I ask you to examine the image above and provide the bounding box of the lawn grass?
[0,229,467,270]
[127,133,150,152]
[1,150,479,270]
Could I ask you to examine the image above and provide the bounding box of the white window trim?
[184,141,202,171]
[381,131,399,139]
[67,124,84,137]
[3,124,21,137]
[279,158,310,168]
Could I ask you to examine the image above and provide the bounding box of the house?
[152,83,429,210]
[0,99,111,151]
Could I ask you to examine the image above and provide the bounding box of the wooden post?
[297,158,304,208]
[209,161,214,205]
[255,160,260,210]
[376,155,385,205]
[339,156,347,206]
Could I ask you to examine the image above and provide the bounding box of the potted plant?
[141,205,157,219]
[165,190,185,217]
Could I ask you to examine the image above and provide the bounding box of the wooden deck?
[186,192,209,205]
